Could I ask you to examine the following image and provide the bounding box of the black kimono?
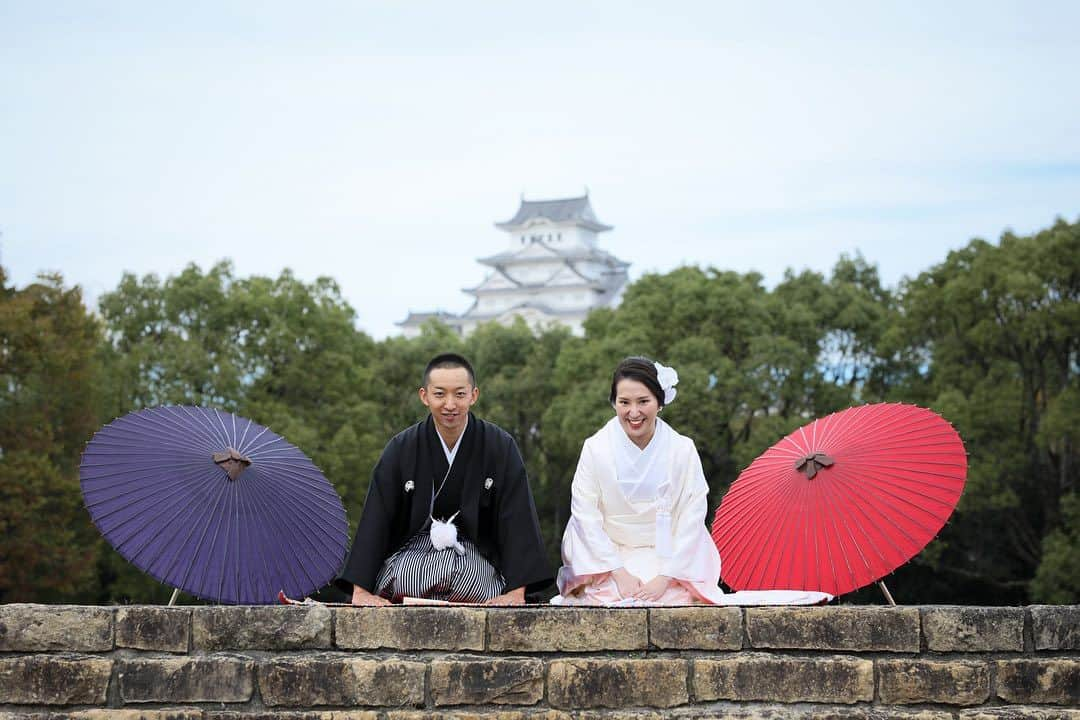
[336,413,552,597]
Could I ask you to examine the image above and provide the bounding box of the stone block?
[996,658,1080,705]
[693,654,873,704]
[0,604,112,651]
[547,658,688,709]
[387,713,570,720]
[118,655,254,703]
[0,655,112,705]
[573,713,672,720]
[52,712,205,720]
[487,608,648,652]
[746,606,919,652]
[258,656,425,707]
[430,657,544,705]
[207,714,379,720]
[922,606,1024,652]
[335,607,484,650]
[207,714,378,720]
[574,712,697,720]
[116,606,190,652]
[649,606,742,649]
[192,606,331,650]
[801,712,953,720]
[1031,605,1080,650]
[878,659,989,705]
[961,709,1080,720]
[593,710,952,720]
[575,712,695,720]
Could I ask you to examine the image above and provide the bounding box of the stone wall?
[0,604,1077,719]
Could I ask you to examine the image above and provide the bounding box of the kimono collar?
[606,415,672,502]
[436,414,469,467]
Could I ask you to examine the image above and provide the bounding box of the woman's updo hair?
[609,356,665,408]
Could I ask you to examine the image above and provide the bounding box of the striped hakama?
[374,531,506,603]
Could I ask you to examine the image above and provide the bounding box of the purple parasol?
[79,406,348,604]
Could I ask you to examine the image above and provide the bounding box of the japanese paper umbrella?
[79,406,348,604]
[711,403,966,599]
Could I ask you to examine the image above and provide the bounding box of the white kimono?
[555,417,831,606]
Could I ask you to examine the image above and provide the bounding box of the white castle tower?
[399,193,630,337]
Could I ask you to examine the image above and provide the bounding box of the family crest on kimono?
[336,353,551,605]
[554,356,831,606]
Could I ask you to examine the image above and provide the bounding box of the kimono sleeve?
[659,437,722,583]
[334,442,402,594]
[493,437,553,594]
[560,437,623,576]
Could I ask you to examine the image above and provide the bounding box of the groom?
[336,353,551,605]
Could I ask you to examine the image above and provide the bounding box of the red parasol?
[711,403,966,600]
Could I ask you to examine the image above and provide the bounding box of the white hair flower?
[654,361,679,405]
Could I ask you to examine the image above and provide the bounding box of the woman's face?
[613,378,660,449]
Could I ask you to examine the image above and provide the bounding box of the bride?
[553,356,830,606]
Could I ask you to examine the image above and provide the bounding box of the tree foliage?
[0,269,103,601]
[897,219,1079,601]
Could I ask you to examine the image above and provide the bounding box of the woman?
[554,356,830,606]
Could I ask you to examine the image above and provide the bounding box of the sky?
[3,1,1078,339]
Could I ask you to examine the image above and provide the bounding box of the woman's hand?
[610,567,643,598]
[632,574,672,602]
[351,585,392,606]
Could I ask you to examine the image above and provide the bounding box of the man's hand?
[483,586,526,605]
[631,574,672,602]
[351,585,392,606]
[610,567,643,598]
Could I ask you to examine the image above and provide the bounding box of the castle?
[399,194,630,337]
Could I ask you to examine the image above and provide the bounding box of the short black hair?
[609,356,664,408]
[422,353,477,388]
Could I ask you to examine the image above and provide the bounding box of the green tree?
[466,320,572,562]
[1030,491,1080,603]
[0,268,103,601]
[775,253,901,402]
[235,270,380,519]
[898,218,1079,602]
[99,261,245,412]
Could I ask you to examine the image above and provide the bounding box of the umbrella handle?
[877,580,897,606]
[168,588,180,606]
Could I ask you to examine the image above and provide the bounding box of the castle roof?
[495,194,613,232]
[397,310,461,328]
[461,300,588,322]
[478,239,630,269]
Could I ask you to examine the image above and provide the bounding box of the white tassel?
[430,511,466,555]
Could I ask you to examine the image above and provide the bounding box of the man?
[336,353,551,605]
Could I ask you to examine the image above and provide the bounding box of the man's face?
[419,366,479,436]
